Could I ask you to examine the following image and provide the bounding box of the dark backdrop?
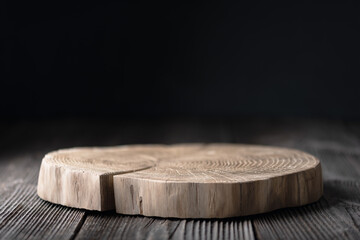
[1,2,360,119]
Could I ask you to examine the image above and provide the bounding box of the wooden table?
[1,118,359,239]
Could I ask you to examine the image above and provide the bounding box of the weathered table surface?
[1,118,360,240]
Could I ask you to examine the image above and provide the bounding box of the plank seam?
[69,211,87,240]
[345,207,360,232]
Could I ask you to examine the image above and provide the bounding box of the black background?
[1,1,360,119]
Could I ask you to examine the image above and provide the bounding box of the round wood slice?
[37,144,203,211]
[37,144,322,218]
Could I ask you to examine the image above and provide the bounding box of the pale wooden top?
[39,143,322,217]
[117,144,320,183]
[42,144,204,175]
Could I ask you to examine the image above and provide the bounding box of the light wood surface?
[114,144,322,218]
[37,144,202,210]
[37,144,322,217]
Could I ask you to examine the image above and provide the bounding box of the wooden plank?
[75,212,255,240]
[0,124,92,240]
[0,183,86,240]
[0,152,43,185]
[248,120,360,240]
[253,180,360,240]
[2,119,359,239]
[312,149,360,181]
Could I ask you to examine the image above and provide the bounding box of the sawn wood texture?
[37,143,322,218]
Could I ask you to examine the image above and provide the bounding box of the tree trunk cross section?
[37,144,322,218]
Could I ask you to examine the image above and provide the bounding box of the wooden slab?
[114,144,323,218]
[37,144,203,211]
[37,144,322,218]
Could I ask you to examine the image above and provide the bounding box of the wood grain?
[1,119,360,239]
[37,143,322,218]
[0,183,85,240]
[37,144,202,211]
[114,144,322,218]
[75,213,255,240]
